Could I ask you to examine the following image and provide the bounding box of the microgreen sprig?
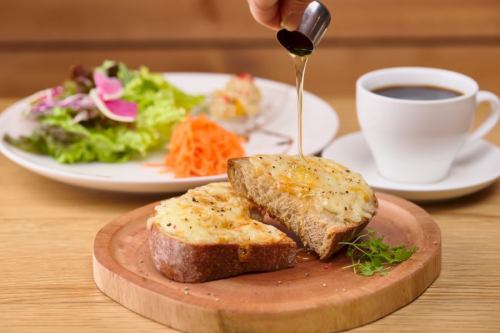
[340,229,417,277]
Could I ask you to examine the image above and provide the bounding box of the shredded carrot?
[165,114,245,177]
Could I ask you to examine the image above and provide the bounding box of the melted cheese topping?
[248,155,377,223]
[147,182,288,245]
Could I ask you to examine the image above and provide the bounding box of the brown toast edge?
[322,191,379,259]
[320,219,371,260]
[149,223,297,283]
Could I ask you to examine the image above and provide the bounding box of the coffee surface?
[372,85,462,101]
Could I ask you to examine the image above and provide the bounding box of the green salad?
[4,60,203,163]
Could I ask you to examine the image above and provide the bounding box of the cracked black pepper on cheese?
[147,182,291,245]
[228,155,378,259]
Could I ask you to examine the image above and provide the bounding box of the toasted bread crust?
[228,156,377,260]
[320,219,371,259]
[149,223,296,283]
[251,202,371,260]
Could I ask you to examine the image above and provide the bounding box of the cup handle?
[467,91,500,142]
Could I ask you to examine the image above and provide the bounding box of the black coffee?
[372,85,463,101]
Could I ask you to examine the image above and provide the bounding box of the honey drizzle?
[291,53,309,158]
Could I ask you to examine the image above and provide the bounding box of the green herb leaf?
[340,228,417,277]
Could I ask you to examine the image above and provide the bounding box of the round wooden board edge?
[92,193,441,333]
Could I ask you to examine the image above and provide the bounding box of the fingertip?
[248,0,281,30]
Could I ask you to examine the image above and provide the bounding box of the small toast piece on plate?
[228,155,378,260]
[147,182,296,283]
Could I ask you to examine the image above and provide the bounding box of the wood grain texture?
[0,96,499,333]
[1,0,499,97]
[1,46,499,97]
[1,0,499,42]
[92,194,440,333]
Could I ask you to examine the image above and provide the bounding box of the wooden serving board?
[93,193,441,333]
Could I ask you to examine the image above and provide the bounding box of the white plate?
[0,73,338,193]
[322,132,500,201]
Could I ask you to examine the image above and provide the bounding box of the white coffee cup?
[356,67,500,184]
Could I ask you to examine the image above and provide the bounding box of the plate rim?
[0,72,339,187]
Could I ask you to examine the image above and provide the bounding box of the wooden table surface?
[1,96,499,333]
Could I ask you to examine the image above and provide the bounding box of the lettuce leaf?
[123,66,204,110]
[5,61,203,164]
[6,106,184,163]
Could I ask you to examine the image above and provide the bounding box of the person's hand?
[247,0,281,29]
[247,0,312,30]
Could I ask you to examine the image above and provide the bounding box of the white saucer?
[322,132,500,201]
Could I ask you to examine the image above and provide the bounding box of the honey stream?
[291,53,309,157]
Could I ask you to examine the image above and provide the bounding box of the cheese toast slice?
[147,182,296,283]
[228,155,378,259]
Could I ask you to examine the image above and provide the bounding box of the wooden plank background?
[0,0,499,97]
